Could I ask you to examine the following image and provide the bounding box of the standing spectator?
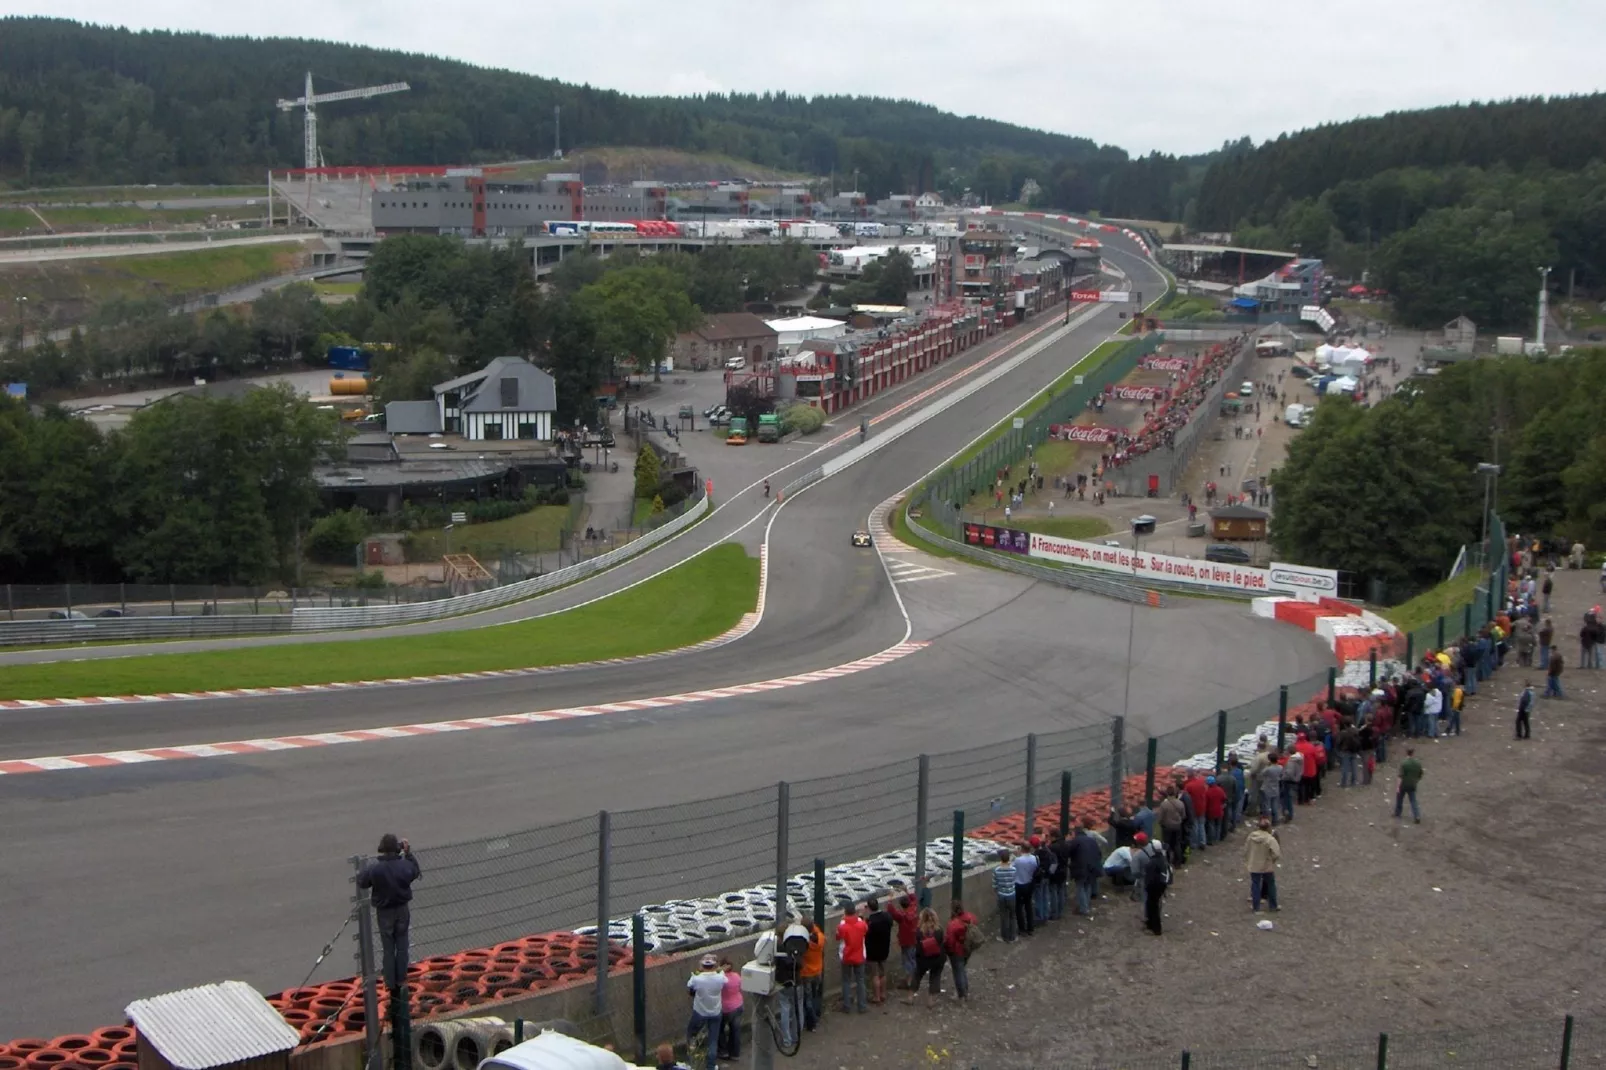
[1582,614,1599,671]
[943,901,979,1001]
[991,850,1017,943]
[863,897,893,1005]
[1394,748,1424,824]
[1257,755,1283,826]
[1204,776,1227,844]
[1067,820,1103,917]
[836,904,868,1014]
[905,909,947,1008]
[1248,738,1272,815]
[1539,617,1555,669]
[1541,568,1553,612]
[798,916,825,1031]
[717,960,743,1061]
[1182,772,1209,850]
[1280,748,1303,822]
[1294,733,1319,802]
[1336,719,1361,787]
[1226,753,1248,832]
[1107,806,1140,847]
[1546,650,1566,699]
[356,834,421,1005]
[1030,834,1053,923]
[1138,833,1170,935]
[886,888,920,989]
[1245,817,1282,912]
[685,957,724,1070]
[773,919,810,1048]
[1156,789,1186,866]
[1011,843,1038,936]
[1047,829,1072,921]
[1516,682,1534,740]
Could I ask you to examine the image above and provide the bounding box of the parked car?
[1204,544,1252,564]
[724,356,747,371]
[95,608,127,618]
[1289,364,1316,379]
[47,609,90,620]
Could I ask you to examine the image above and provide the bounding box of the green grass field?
[0,543,760,700]
[0,185,264,204]
[405,505,575,560]
[1010,515,1112,540]
[1379,569,1488,634]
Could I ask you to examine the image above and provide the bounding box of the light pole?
[1123,515,1156,725]
[1536,266,1552,352]
[1477,462,1500,561]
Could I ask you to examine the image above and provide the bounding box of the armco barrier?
[288,493,710,631]
[0,613,293,648]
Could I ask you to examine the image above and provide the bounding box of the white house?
[915,192,944,210]
[433,357,557,441]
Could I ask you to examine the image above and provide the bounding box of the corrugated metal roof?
[126,980,299,1069]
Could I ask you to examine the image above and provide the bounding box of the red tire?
[0,1057,27,1070]
[24,1051,72,1070]
[71,1052,112,1067]
[46,1042,92,1055]
[10,1043,48,1056]
[88,1031,132,1052]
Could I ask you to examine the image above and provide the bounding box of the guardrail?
[288,491,710,631]
[0,614,292,648]
[904,503,1162,606]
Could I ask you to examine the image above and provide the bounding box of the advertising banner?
[1140,356,1193,372]
[1070,289,1102,302]
[1106,384,1168,402]
[1028,534,1273,594]
[1267,562,1340,597]
[963,523,1031,555]
[1048,423,1124,442]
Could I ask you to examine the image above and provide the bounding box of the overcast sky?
[6,0,1604,155]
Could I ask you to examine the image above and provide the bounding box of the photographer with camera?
[356,834,421,1002]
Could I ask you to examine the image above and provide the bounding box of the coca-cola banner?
[1105,384,1168,402]
[1140,356,1192,372]
[1048,423,1124,443]
[963,523,1031,555]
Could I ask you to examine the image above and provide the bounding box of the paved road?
[0,232,317,265]
[0,234,1335,1037]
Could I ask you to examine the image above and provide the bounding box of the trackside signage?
[1025,534,1341,597]
[1267,563,1339,596]
[1028,534,1271,593]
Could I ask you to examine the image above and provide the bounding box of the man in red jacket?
[1204,776,1228,845]
[943,900,979,1001]
[836,905,868,1013]
[1183,772,1209,851]
[1294,733,1319,804]
[886,890,920,989]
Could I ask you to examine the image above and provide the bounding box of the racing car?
[851,530,873,548]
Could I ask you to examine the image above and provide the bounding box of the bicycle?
[759,978,804,1057]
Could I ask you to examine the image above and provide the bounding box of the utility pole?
[1536,266,1551,352]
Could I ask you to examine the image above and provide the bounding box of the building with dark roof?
[433,357,557,441]
[672,312,780,371]
[1208,503,1269,541]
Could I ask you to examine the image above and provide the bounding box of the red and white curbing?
[0,640,929,776]
[1253,595,1399,663]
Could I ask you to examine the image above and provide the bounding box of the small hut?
[1208,503,1269,541]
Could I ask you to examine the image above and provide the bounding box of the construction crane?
[277,72,410,171]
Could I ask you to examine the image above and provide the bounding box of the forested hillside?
[1194,97,1606,328]
[0,17,1117,201]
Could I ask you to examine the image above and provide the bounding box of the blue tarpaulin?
[1230,297,1260,310]
[4,383,25,399]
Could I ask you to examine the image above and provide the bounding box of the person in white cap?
[686,955,724,1070]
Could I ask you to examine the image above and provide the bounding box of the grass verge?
[405,505,575,560]
[0,543,759,700]
[1379,569,1489,634]
[1010,515,1112,540]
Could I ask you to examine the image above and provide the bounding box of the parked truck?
[756,413,780,443]
[727,416,749,445]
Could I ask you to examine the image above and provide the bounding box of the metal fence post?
[1561,1015,1574,1070]
[1406,632,1415,668]
[1376,1033,1388,1070]
[1144,739,1158,807]
[812,860,826,930]
[595,811,611,1015]
[632,913,648,1065]
[1023,734,1037,838]
[120,582,126,616]
[5,584,11,621]
[914,756,930,890]
[1369,650,1378,689]
[169,583,175,616]
[1464,602,1473,641]
[351,855,382,1070]
[64,583,72,617]
[1181,1051,1191,1070]
[951,810,965,905]
[776,781,790,924]
[1327,667,1337,705]
[1110,716,1126,814]
[1277,685,1289,751]
[1058,771,1071,838]
[1214,710,1227,772]
[1436,614,1446,652]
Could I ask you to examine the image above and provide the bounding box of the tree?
[1376,207,1557,329]
[573,266,700,382]
[870,248,916,305]
[237,383,345,582]
[634,442,661,500]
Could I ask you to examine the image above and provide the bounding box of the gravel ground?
[792,568,1606,1069]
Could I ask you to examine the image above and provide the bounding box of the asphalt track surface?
[0,235,1334,1037]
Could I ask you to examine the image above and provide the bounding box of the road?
[0,232,318,265]
[0,233,1335,1038]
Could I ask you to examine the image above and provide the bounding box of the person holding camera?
[356,834,421,1002]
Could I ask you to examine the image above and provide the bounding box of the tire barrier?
[414,1020,464,1070]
